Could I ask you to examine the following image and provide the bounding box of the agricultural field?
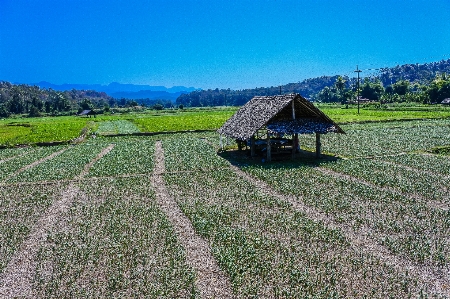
[0,113,449,297]
[0,116,90,146]
[319,104,450,123]
[3,105,449,147]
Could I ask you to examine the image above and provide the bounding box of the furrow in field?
[316,167,449,211]
[151,141,234,298]
[0,184,85,298]
[229,164,450,297]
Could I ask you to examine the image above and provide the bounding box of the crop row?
[0,146,65,181]
[87,137,156,177]
[297,119,450,157]
[244,164,450,267]
[0,146,33,161]
[164,167,425,298]
[8,143,108,183]
[0,182,68,273]
[380,153,450,176]
[323,157,450,205]
[95,120,141,135]
[162,134,229,172]
[32,177,197,298]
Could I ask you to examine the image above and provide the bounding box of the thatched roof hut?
[217,94,344,160]
[78,110,96,118]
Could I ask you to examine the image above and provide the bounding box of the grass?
[1,105,450,146]
[1,109,450,297]
[130,109,235,132]
[0,117,90,146]
[319,104,450,123]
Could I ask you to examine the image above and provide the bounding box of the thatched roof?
[217,94,344,140]
[78,110,95,116]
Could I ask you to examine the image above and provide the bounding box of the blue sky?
[1,0,450,89]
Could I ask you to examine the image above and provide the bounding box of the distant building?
[78,110,96,117]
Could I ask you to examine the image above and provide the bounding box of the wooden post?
[315,133,321,158]
[266,132,271,162]
[291,100,296,160]
[251,135,255,157]
[291,133,298,159]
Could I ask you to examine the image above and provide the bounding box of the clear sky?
[1,0,450,90]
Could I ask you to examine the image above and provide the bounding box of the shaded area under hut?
[217,94,345,161]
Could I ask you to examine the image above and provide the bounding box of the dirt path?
[229,164,450,297]
[0,144,114,298]
[0,184,83,298]
[316,167,449,211]
[151,141,235,298]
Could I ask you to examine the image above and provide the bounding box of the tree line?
[315,73,450,104]
[176,59,450,107]
[0,82,174,118]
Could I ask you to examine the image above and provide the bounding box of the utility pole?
[354,65,362,114]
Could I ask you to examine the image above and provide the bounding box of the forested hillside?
[0,82,171,118]
[177,59,450,107]
[1,59,450,118]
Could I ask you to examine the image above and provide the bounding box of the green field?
[2,105,450,147]
[0,112,449,297]
[0,116,91,146]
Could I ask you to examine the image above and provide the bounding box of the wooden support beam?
[292,133,298,159]
[316,133,321,158]
[266,132,271,162]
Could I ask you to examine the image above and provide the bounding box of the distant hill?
[110,90,185,101]
[32,81,198,100]
[378,59,450,86]
[177,59,450,107]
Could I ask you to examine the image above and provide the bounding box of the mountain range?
[32,81,199,101]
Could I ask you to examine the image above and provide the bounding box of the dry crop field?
[0,118,449,298]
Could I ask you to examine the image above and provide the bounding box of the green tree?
[360,79,384,101]
[392,80,410,95]
[335,76,346,92]
[80,98,93,110]
[28,105,41,117]
[426,73,450,103]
